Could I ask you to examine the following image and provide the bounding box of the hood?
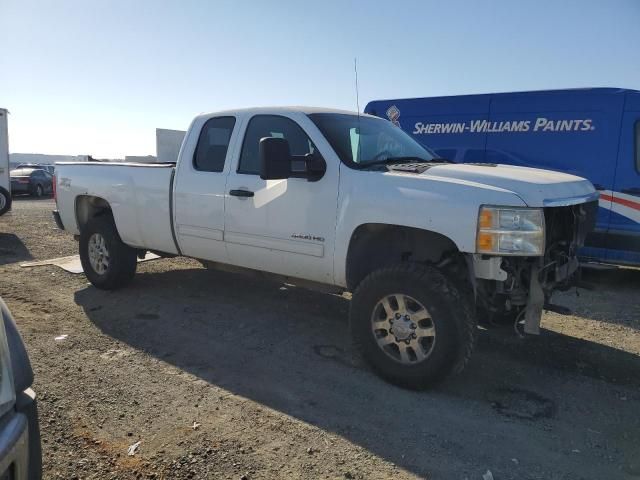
[422,163,597,207]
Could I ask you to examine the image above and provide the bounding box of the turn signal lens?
[478,209,493,230]
[477,232,494,251]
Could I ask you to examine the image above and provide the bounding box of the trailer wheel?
[350,263,476,389]
[0,187,11,216]
[79,215,137,290]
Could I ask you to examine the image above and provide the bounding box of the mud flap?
[524,265,544,335]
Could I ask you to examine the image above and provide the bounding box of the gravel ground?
[0,197,639,480]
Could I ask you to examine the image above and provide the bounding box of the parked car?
[15,164,55,175]
[0,298,42,479]
[10,168,53,198]
[365,88,640,267]
[53,107,596,388]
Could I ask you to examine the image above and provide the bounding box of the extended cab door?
[224,113,339,284]
[173,115,239,262]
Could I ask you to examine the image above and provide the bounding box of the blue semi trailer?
[365,88,640,266]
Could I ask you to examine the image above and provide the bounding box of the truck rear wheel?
[79,215,137,290]
[350,263,476,389]
[0,187,11,216]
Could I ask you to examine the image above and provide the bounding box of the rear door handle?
[229,189,254,198]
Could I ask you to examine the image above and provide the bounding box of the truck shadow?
[74,267,640,478]
[553,267,640,331]
[0,233,33,266]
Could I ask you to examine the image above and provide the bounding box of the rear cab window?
[193,117,236,172]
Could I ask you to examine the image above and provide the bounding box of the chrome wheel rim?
[88,233,109,275]
[371,293,436,364]
[0,193,5,210]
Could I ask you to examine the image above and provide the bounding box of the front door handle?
[229,189,254,198]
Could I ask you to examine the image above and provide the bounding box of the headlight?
[0,305,15,417]
[476,206,545,256]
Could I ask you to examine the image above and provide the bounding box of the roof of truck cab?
[196,106,378,119]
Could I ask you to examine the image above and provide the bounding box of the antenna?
[354,58,362,163]
[354,58,361,114]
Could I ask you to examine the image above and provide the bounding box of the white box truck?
[0,109,10,216]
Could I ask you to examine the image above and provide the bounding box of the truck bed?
[55,162,179,255]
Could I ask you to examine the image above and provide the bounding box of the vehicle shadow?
[11,195,53,201]
[553,267,640,331]
[0,233,33,265]
[73,266,640,477]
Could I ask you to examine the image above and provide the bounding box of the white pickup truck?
[53,107,598,388]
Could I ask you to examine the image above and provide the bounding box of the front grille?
[544,200,597,252]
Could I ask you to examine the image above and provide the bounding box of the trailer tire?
[0,187,11,216]
[350,263,476,389]
[79,215,137,290]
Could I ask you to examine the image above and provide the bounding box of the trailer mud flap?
[524,265,544,335]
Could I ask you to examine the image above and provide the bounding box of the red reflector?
[52,175,57,201]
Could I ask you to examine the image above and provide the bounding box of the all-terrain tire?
[350,263,476,389]
[0,187,11,216]
[79,215,137,290]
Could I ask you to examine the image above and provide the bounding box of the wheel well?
[75,195,112,232]
[346,224,464,291]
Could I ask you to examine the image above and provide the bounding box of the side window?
[238,115,316,175]
[635,121,640,172]
[193,116,236,172]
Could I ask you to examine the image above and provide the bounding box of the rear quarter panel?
[56,163,177,254]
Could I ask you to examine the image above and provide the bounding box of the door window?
[238,115,316,175]
[193,117,236,172]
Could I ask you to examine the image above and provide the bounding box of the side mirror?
[260,137,292,180]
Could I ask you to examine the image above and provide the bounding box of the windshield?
[308,113,436,167]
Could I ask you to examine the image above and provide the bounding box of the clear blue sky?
[1,0,639,158]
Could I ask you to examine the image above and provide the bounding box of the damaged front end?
[474,200,598,334]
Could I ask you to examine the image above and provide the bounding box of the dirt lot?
[0,198,639,479]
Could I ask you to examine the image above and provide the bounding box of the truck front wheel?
[79,215,137,290]
[350,263,476,389]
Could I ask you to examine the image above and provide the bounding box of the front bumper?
[0,389,41,480]
[9,184,29,195]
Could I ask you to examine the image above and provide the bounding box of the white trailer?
[0,109,10,216]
